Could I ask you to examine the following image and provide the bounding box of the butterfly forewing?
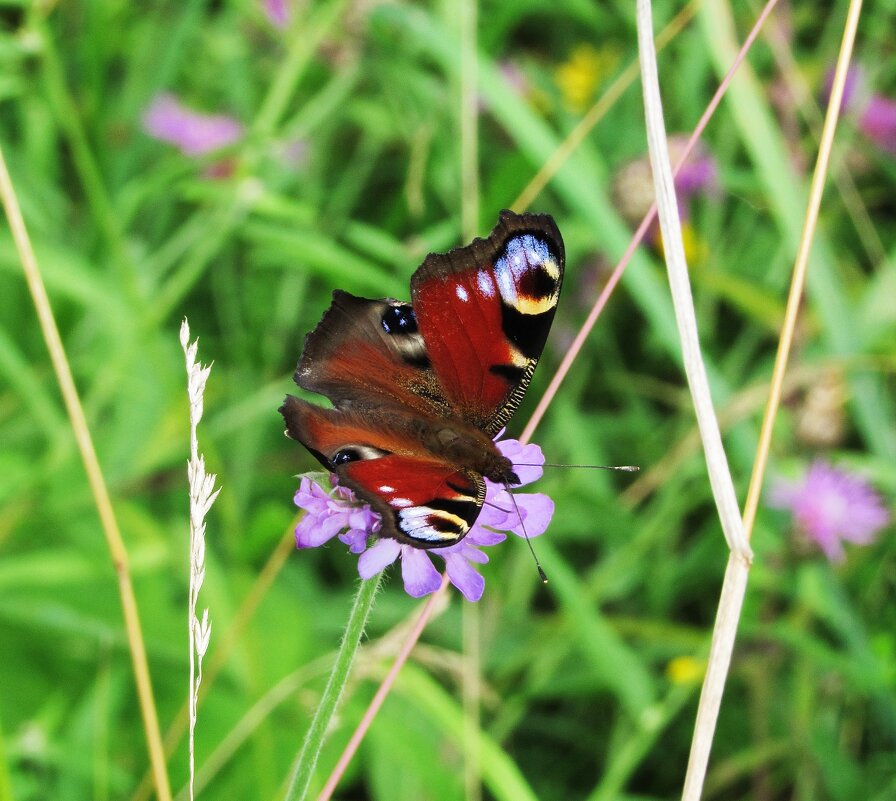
[410,210,564,435]
[295,290,452,419]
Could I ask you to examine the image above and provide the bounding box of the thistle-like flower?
[292,436,554,601]
[769,460,889,563]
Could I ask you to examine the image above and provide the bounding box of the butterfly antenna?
[504,483,548,584]
[516,463,640,472]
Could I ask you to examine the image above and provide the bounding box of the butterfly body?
[281,210,564,549]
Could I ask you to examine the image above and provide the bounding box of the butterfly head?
[483,453,521,487]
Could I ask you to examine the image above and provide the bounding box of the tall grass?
[1,2,893,800]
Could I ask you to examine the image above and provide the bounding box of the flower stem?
[316,574,451,801]
[284,575,383,801]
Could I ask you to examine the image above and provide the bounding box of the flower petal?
[460,545,489,565]
[496,439,545,485]
[478,490,513,529]
[295,513,343,548]
[513,493,555,537]
[339,528,369,554]
[358,538,401,579]
[293,477,330,514]
[442,552,485,602]
[466,527,507,547]
[400,547,443,597]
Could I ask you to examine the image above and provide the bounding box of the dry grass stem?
[636,2,751,800]
[640,0,751,560]
[522,0,782,445]
[511,0,699,213]
[760,7,886,265]
[635,0,863,797]
[740,0,865,538]
[181,320,220,801]
[0,143,173,801]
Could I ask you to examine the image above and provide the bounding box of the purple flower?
[769,460,890,563]
[263,0,290,28]
[612,135,719,229]
[823,64,896,155]
[292,435,555,601]
[294,476,380,554]
[823,64,868,115]
[142,94,243,157]
[860,96,896,154]
[667,135,719,201]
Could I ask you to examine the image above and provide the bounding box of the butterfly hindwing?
[341,456,484,547]
[280,395,484,547]
[410,209,564,435]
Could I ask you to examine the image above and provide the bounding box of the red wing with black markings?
[280,209,563,549]
[280,395,485,547]
[410,210,564,435]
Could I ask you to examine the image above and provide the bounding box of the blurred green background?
[1,1,894,799]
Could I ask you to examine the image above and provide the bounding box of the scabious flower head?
[143,93,243,157]
[769,460,890,563]
[292,435,554,601]
[612,135,719,227]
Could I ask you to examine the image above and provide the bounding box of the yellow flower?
[666,655,706,685]
[655,221,709,265]
[554,44,620,113]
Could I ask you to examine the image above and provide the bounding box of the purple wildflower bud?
[142,94,243,157]
[290,434,556,601]
[769,460,890,563]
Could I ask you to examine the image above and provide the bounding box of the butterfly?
[280,210,564,549]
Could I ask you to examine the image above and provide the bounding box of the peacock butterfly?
[279,210,564,549]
